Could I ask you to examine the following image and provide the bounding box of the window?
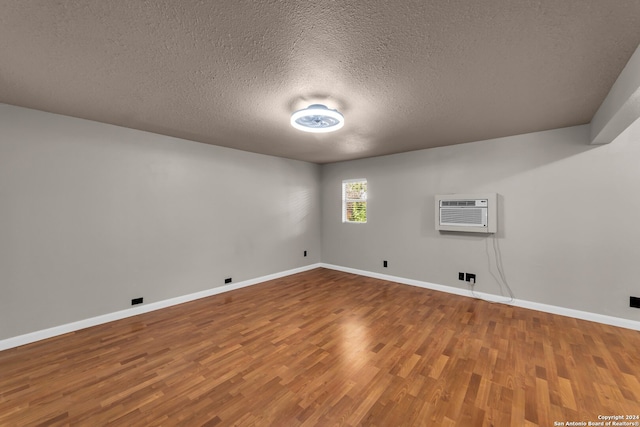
[342,179,367,223]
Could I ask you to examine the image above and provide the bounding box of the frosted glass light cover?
[291,104,344,133]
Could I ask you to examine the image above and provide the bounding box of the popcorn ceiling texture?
[0,0,639,163]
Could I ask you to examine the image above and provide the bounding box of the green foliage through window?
[343,180,367,223]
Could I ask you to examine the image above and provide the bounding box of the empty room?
[2,1,640,426]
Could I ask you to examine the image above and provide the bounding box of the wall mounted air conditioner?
[435,193,497,233]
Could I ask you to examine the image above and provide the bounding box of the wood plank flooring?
[1,268,640,426]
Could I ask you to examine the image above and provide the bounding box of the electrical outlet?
[131,297,143,305]
[225,278,232,284]
[630,296,640,308]
[465,273,476,284]
[383,260,388,268]
[304,250,307,257]
[458,272,464,281]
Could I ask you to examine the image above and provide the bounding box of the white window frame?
[342,178,367,223]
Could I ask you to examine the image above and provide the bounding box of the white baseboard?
[0,263,323,351]
[4,261,638,352]
[319,263,640,331]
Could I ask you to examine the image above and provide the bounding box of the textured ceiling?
[1,1,640,163]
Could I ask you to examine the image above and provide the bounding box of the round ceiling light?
[290,104,344,133]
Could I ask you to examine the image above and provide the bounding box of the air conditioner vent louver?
[440,207,484,225]
[441,200,477,207]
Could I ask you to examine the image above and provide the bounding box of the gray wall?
[0,104,321,340]
[321,123,640,321]
[3,102,640,341]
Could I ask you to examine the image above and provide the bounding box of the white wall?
[0,104,321,340]
[321,123,640,321]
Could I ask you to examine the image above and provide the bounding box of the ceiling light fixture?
[290,104,344,133]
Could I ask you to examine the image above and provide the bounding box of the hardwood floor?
[1,268,640,426]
